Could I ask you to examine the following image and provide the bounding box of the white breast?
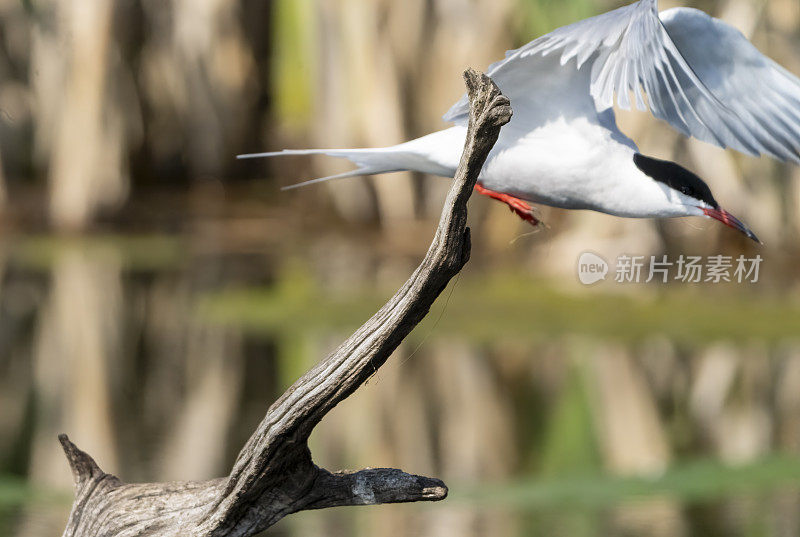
[478,111,636,209]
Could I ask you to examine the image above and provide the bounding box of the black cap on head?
[633,153,718,209]
[634,154,760,243]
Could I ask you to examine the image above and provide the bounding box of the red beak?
[701,207,761,244]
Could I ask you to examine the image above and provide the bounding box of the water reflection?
[2,0,799,534]
[2,232,800,537]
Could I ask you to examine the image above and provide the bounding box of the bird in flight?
[240,0,800,243]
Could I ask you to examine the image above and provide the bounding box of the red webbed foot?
[474,184,540,226]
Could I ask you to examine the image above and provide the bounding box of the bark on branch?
[58,69,512,537]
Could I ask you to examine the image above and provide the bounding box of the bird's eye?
[680,186,693,196]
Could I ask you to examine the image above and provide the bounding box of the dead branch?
[58,69,512,537]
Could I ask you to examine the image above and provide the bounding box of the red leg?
[474,184,540,226]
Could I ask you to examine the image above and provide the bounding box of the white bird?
[240,0,800,243]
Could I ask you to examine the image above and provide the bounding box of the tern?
[240,0,800,243]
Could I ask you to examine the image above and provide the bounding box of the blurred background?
[1,0,800,536]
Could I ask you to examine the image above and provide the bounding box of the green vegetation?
[198,267,800,344]
[454,455,800,508]
[272,0,316,129]
[517,0,599,41]
[0,476,69,508]
[537,360,600,476]
[5,235,185,272]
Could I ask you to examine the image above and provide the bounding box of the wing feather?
[443,1,800,163]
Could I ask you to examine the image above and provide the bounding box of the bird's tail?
[237,146,423,190]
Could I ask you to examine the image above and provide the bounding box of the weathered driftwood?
[58,69,512,537]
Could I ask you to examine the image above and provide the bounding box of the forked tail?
[237,147,424,190]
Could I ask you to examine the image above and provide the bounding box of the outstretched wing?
[444,0,800,163]
[659,7,800,162]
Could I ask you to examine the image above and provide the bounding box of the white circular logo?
[577,252,608,285]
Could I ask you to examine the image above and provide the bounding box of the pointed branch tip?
[58,434,104,485]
